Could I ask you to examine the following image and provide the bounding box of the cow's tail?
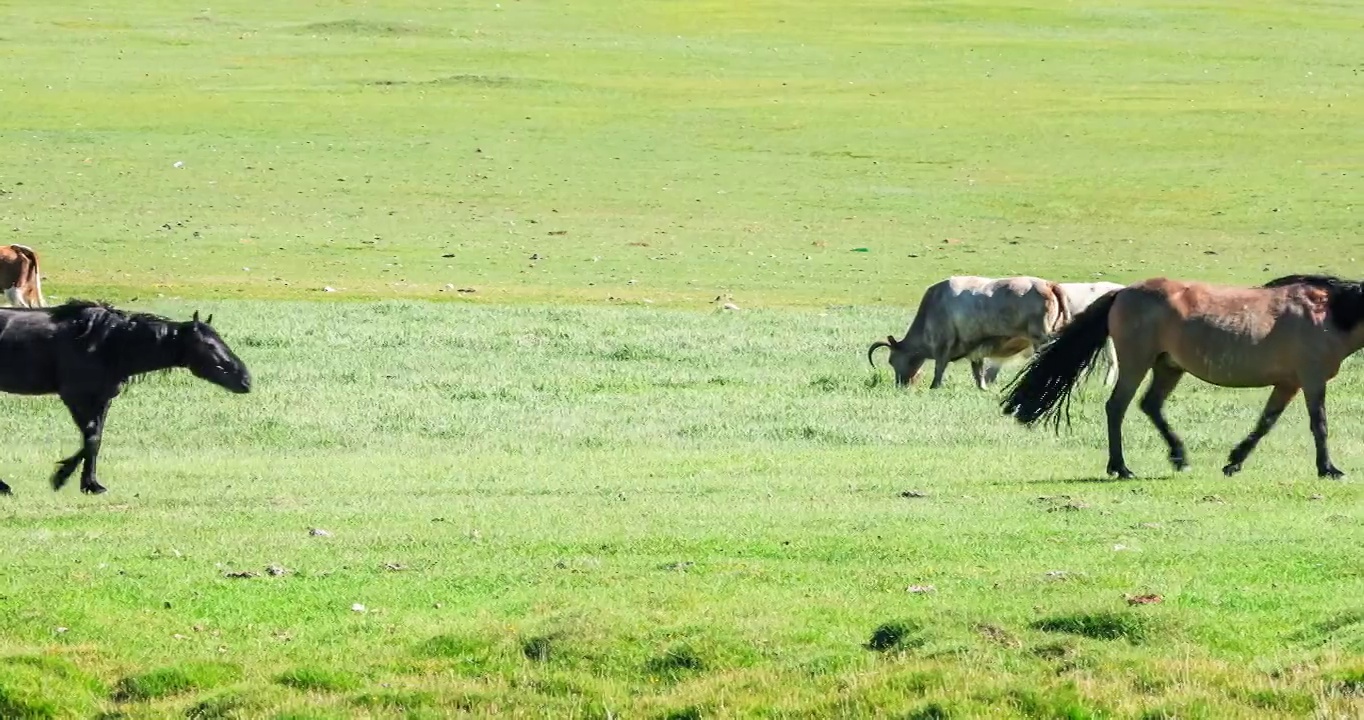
[10,245,44,307]
[1000,289,1120,433]
[1045,281,1072,332]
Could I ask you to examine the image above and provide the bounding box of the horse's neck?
[112,331,182,378]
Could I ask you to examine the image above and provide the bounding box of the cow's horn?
[867,339,893,367]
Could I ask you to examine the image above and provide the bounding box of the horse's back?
[0,309,62,394]
[1112,278,1331,386]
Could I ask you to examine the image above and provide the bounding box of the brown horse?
[1000,275,1364,479]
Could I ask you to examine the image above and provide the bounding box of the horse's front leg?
[1304,385,1344,478]
[79,398,114,494]
[1139,363,1188,471]
[54,392,114,494]
[1223,384,1297,476]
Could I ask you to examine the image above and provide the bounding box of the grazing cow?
[0,244,45,308]
[983,281,1125,387]
[867,276,1070,390]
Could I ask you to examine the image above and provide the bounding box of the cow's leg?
[4,287,25,308]
[1223,383,1298,476]
[929,352,950,389]
[1139,359,1188,471]
[970,359,989,390]
[983,361,1003,386]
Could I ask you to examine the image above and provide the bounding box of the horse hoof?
[1108,468,1136,480]
[1222,463,1242,477]
[81,484,107,495]
[1319,467,1345,480]
[0,482,11,496]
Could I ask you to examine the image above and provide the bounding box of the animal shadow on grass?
[1031,611,1153,644]
[865,620,926,653]
[1018,474,1176,485]
[112,662,241,702]
[520,634,558,663]
[645,645,707,682]
[184,690,266,720]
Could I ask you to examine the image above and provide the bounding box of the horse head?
[182,313,251,393]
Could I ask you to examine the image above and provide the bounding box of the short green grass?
[5,0,1364,305]
[0,301,1357,717]
[1,0,1363,716]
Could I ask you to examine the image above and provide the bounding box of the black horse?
[0,300,251,495]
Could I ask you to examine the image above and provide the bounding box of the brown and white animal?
[0,244,45,308]
[867,275,1071,390]
[983,281,1125,386]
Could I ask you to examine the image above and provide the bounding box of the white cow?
[983,281,1124,387]
[868,276,1072,390]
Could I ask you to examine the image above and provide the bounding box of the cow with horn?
[868,275,1071,390]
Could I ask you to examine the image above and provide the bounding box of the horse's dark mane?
[49,299,174,326]
[50,299,181,357]
[1262,274,1354,290]
[1262,274,1364,332]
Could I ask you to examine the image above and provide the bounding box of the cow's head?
[867,335,925,387]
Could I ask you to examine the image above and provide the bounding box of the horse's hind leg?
[1139,360,1188,471]
[51,448,83,490]
[1303,383,1344,478]
[54,393,113,494]
[1104,358,1153,479]
[1223,384,1298,476]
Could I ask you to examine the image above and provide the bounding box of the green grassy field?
[1,0,1363,717]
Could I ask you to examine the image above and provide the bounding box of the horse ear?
[206,313,214,326]
[192,311,200,323]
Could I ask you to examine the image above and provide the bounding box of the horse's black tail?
[1000,290,1120,433]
